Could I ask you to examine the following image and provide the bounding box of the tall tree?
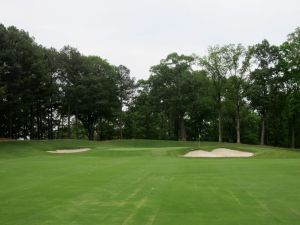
[75,56,119,140]
[223,44,249,143]
[150,53,195,141]
[247,40,280,145]
[124,80,161,139]
[280,27,300,148]
[116,65,135,139]
[58,46,84,139]
[0,25,54,139]
[199,45,232,142]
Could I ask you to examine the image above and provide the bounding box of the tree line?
[0,24,299,148]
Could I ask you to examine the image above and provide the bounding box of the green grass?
[0,139,300,225]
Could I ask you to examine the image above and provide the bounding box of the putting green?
[0,140,300,225]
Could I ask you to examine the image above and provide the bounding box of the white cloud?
[0,0,299,79]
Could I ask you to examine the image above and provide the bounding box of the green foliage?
[148,53,210,141]
[0,25,126,141]
[0,23,299,148]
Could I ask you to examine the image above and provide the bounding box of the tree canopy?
[0,24,299,148]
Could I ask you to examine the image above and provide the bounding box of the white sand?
[184,148,254,158]
[47,148,91,154]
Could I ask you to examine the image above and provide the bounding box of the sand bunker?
[47,148,91,154]
[184,148,254,158]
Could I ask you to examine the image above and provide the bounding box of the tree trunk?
[60,116,64,139]
[88,123,94,141]
[37,104,40,140]
[24,117,29,140]
[291,125,295,149]
[159,113,165,139]
[119,111,123,139]
[260,114,265,145]
[236,105,240,144]
[30,106,34,140]
[49,106,53,139]
[47,111,50,139]
[178,114,186,141]
[291,115,295,149]
[40,114,43,139]
[75,106,78,139]
[87,116,94,141]
[119,99,123,139]
[67,104,71,139]
[57,116,61,139]
[217,92,222,143]
[145,114,150,139]
[168,116,171,138]
[218,111,222,142]
[8,111,13,139]
[48,106,53,139]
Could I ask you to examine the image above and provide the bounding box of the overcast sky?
[1,0,299,79]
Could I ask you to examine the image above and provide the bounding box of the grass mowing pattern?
[0,139,300,225]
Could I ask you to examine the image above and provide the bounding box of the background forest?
[0,24,299,148]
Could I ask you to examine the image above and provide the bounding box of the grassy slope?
[0,139,300,225]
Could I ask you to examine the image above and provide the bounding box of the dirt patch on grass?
[184,148,254,158]
[47,148,91,154]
